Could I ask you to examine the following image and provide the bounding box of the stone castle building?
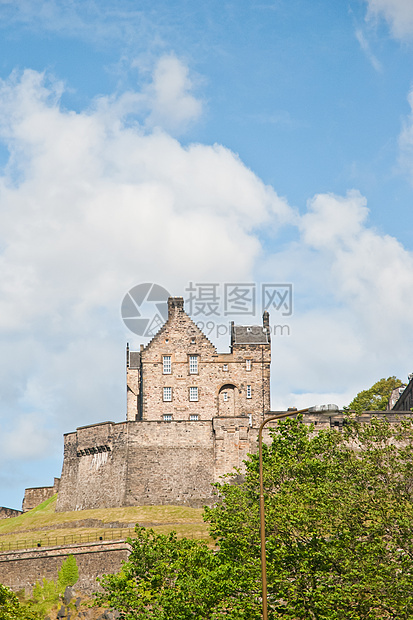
[18,296,413,514]
[55,297,271,511]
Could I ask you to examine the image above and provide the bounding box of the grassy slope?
[0,495,210,549]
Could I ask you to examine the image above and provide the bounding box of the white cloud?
[2,56,413,508]
[366,0,413,38]
[0,61,293,477]
[301,191,413,332]
[399,87,413,174]
[355,28,382,72]
[143,54,203,133]
[264,189,413,409]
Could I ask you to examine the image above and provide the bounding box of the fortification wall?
[0,540,130,594]
[22,478,60,512]
[125,420,215,507]
[0,507,22,519]
[56,422,129,512]
[213,416,251,480]
[56,419,218,512]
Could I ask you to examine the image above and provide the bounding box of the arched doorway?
[218,384,237,416]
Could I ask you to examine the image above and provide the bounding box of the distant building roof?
[392,375,413,411]
[232,325,270,345]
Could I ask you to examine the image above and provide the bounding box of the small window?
[190,338,196,344]
[223,364,228,371]
[163,387,172,402]
[189,355,198,374]
[223,391,228,402]
[190,414,199,421]
[163,414,172,422]
[247,385,252,399]
[189,387,199,402]
[246,359,252,371]
[163,356,171,374]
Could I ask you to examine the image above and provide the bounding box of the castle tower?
[56,297,272,512]
[126,297,271,424]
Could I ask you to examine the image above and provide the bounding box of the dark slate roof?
[129,351,140,369]
[233,325,269,345]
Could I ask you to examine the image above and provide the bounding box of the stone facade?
[0,540,130,594]
[0,507,22,520]
[126,297,270,426]
[55,297,271,512]
[22,478,60,512]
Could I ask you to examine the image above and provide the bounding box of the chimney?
[168,296,184,319]
[263,310,270,342]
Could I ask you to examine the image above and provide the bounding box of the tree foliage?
[346,376,403,414]
[29,579,60,618]
[57,554,79,590]
[95,528,239,619]
[97,416,413,619]
[0,585,33,620]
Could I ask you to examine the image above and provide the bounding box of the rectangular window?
[189,387,199,402]
[190,414,199,421]
[223,364,228,371]
[163,356,171,374]
[163,387,172,402]
[189,355,198,374]
[246,359,252,371]
[246,385,252,399]
[163,414,172,422]
[223,391,228,402]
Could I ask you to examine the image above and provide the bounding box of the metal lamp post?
[258,404,339,620]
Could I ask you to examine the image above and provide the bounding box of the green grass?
[0,495,211,550]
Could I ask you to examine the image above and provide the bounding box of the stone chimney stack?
[168,296,184,319]
[263,310,270,342]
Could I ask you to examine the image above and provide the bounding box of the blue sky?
[1,0,413,509]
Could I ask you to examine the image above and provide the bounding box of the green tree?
[97,416,413,619]
[24,556,79,619]
[346,376,403,414]
[29,579,59,618]
[0,585,33,620]
[95,528,242,619]
[57,554,79,590]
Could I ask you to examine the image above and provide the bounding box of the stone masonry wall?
[0,540,130,594]
[124,420,215,507]
[56,419,217,511]
[129,298,271,425]
[22,478,60,512]
[56,422,128,512]
[0,507,22,519]
[213,416,251,480]
[139,299,218,421]
[57,297,271,512]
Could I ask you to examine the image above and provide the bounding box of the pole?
[258,408,310,620]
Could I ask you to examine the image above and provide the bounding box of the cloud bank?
[366,0,413,38]
[1,53,413,506]
[0,57,292,470]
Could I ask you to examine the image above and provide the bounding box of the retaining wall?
[0,539,130,594]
